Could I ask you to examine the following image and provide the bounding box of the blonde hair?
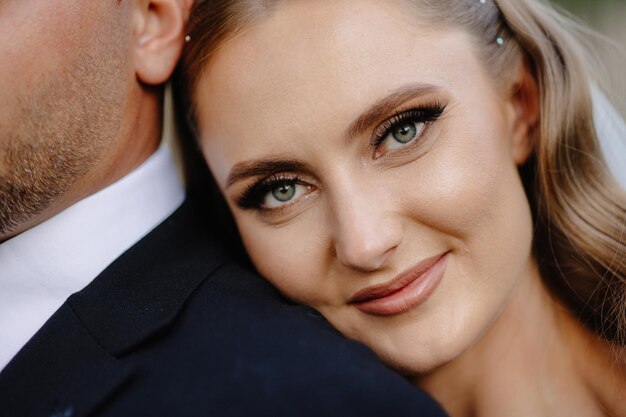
[174,0,626,349]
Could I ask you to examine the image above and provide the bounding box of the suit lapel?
[0,304,135,417]
[0,199,228,416]
[66,199,227,356]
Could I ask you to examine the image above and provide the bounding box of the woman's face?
[195,0,535,374]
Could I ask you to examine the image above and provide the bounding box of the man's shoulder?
[148,261,367,370]
[100,262,445,416]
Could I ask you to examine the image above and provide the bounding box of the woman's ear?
[132,0,193,85]
[507,59,540,165]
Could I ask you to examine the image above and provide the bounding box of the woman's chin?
[328,317,473,379]
[379,352,451,378]
[323,301,491,381]
[375,337,470,378]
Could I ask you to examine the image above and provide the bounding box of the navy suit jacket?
[0,197,447,417]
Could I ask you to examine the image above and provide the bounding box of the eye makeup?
[370,101,445,156]
[236,173,312,210]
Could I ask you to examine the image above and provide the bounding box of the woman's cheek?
[400,124,533,294]
[401,132,506,241]
[239,218,327,305]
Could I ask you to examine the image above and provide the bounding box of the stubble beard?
[0,33,127,240]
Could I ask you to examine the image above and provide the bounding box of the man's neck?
[416,260,626,417]
[0,94,163,243]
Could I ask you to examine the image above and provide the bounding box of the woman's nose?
[331,193,402,272]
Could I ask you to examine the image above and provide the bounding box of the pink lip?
[349,252,449,316]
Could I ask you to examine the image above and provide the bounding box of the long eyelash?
[236,173,303,210]
[372,102,446,148]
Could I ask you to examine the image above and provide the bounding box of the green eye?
[392,123,418,144]
[271,183,296,202]
[372,104,445,159]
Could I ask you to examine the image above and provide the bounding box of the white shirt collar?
[0,144,185,371]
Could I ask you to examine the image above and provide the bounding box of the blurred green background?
[553,0,625,43]
[552,0,625,113]
[552,0,626,30]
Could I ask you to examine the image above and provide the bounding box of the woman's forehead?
[201,7,475,108]
[201,1,464,90]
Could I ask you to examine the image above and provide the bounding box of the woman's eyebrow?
[345,83,441,142]
[226,159,311,189]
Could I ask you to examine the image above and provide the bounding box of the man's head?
[0,0,191,241]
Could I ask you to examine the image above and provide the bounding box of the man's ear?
[507,59,540,165]
[133,0,193,85]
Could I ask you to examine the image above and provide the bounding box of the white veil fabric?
[593,87,626,189]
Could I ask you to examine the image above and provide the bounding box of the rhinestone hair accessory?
[479,0,506,46]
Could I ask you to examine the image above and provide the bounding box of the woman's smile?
[349,251,449,316]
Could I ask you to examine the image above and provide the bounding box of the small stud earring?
[185,35,191,43]
[496,36,504,46]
